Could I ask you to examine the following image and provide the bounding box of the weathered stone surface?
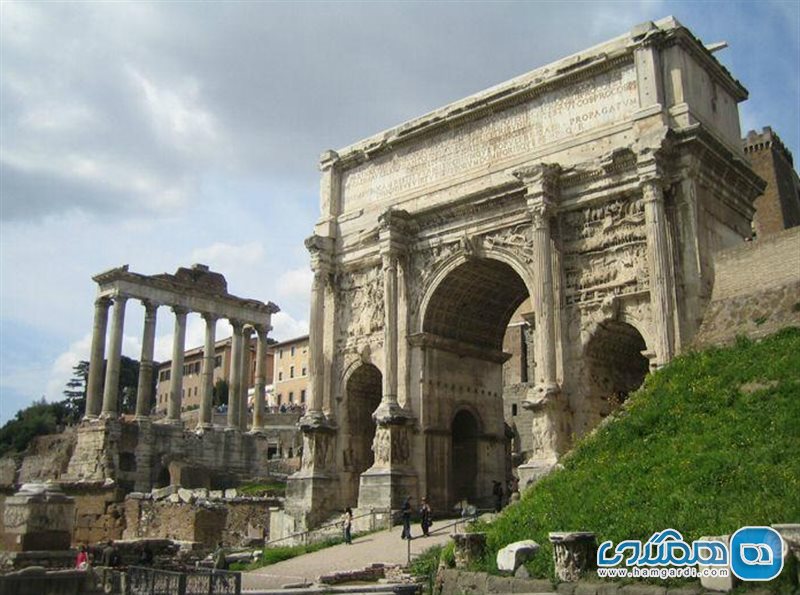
[0,457,19,488]
[3,483,75,552]
[285,16,763,532]
[497,539,540,573]
[550,532,597,582]
[177,488,194,504]
[453,532,487,569]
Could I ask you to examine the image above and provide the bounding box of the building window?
[300,389,306,403]
[289,391,294,403]
[278,371,283,381]
[214,355,222,368]
[512,404,518,417]
[279,349,283,359]
[277,394,282,405]
[301,365,307,376]
[291,346,296,357]
[290,366,295,379]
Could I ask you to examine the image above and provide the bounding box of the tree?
[63,360,89,422]
[213,379,229,407]
[118,356,140,414]
[0,398,69,456]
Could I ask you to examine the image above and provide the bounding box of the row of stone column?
[84,296,271,431]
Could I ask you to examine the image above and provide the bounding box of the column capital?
[94,296,113,308]
[201,311,220,323]
[229,318,245,332]
[141,300,159,315]
[530,201,557,230]
[253,323,270,337]
[171,305,190,316]
[112,294,130,305]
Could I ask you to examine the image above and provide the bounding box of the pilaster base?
[285,473,339,531]
[357,467,418,511]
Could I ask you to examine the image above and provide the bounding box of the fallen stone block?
[497,539,540,573]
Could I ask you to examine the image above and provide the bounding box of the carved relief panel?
[561,196,649,305]
[336,266,385,348]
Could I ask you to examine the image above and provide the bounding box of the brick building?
[155,336,274,417]
[743,127,800,237]
[272,335,309,410]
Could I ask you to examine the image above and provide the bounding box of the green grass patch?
[478,328,800,589]
[238,480,287,497]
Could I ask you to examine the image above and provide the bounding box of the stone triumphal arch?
[285,17,764,529]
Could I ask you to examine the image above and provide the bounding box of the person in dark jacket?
[400,496,412,540]
[419,497,432,537]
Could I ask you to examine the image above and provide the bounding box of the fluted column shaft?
[135,301,158,418]
[252,325,268,430]
[642,179,675,365]
[307,270,326,413]
[198,313,218,428]
[381,252,399,405]
[101,296,128,416]
[239,326,253,430]
[86,297,112,418]
[168,306,189,423]
[531,207,558,394]
[227,320,244,429]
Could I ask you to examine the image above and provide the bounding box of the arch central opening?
[421,257,530,510]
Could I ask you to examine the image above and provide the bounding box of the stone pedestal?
[453,532,487,569]
[549,531,596,582]
[2,483,75,552]
[518,388,569,488]
[285,414,339,530]
[357,420,417,511]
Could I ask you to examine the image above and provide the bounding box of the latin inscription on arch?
[341,64,638,212]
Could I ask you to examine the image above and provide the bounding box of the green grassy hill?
[479,328,800,584]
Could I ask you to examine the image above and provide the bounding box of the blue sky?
[1,1,798,424]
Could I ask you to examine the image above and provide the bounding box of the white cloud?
[191,241,264,272]
[270,311,308,342]
[276,267,312,301]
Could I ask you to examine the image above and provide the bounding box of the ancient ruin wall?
[694,226,800,347]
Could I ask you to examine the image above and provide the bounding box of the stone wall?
[64,418,276,492]
[70,485,126,545]
[122,491,274,547]
[694,227,800,347]
[18,430,77,484]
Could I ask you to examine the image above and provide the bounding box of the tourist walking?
[419,497,432,537]
[75,545,89,570]
[400,496,412,540]
[492,480,504,512]
[342,507,353,544]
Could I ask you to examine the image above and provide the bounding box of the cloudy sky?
[1,0,798,424]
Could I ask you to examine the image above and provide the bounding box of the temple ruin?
[66,263,281,492]
[284,17,765,531]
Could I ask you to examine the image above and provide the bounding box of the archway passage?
[451,410,479,505]
[584,320,649,430]
[422,257,530,510]
[347,364,382,478]
[424,259,529,350]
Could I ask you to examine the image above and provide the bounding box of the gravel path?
[243,519,463,591]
